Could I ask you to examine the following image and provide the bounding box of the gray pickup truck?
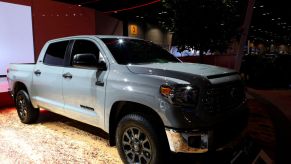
[7,35,248,164]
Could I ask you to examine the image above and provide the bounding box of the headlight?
[160,84,199,106]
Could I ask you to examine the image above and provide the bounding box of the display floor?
[0,107,122,163]
[0,98,278,163]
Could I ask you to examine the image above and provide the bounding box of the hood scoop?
[206,72,238,79]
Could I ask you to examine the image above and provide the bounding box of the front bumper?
[165,127,247,153]
[165,128,209,153]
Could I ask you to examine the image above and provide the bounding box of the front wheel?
[116,114,168,164]
[15,90,39,124]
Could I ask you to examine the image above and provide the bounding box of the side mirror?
[72,53,98,68]
[97,61,107,71]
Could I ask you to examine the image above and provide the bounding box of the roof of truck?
[49,35,140,42]
[95,35,138,39]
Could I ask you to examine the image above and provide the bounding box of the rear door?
[62,39,107,127]
[32,41,69,115]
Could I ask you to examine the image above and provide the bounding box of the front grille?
[202,82,245,114]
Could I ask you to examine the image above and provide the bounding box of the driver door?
[62,39,106,127]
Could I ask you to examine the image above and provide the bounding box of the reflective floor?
[0,108,122,163]
[0,96,280,163]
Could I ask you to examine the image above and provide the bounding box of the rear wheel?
[116,114,167,164]
[15,90,39,124]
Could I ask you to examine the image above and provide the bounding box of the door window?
[71,40,100,67]
[44,41,69,66]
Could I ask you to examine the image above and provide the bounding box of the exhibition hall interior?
[0,0,291,163]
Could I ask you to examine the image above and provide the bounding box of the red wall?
[1,0,97,59]
[32,0,96,58]
[0,0,31,6]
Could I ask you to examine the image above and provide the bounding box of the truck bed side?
[7,63,35,97]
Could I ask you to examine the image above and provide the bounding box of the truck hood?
[127,62,237,79]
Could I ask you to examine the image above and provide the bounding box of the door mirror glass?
[72,53,98,68]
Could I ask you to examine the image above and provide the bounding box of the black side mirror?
[72,53,98,68]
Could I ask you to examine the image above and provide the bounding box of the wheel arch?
[108,101,167,146]
[13,81,28,98]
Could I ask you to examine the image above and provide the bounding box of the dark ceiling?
[55,0,291,44]
[249,0,291,44]
[53,0,161,14]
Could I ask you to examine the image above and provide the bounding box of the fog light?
[184,133,208,149]
[188,136,201,148]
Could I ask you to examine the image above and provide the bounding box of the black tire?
[15,90,39,124]
[116,114,168,164]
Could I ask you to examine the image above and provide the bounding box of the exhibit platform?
[0,77,13,107]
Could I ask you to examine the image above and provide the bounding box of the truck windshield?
[101,38,181,65]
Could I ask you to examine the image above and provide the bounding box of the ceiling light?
[260,5,264,8]
[78,4,82,7]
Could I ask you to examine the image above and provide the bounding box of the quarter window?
[44,41,69,66]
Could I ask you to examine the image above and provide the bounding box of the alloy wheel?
[122,127,152,164]
[16,94,28,119]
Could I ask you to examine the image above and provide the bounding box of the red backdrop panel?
[0,92,14,107]
[32,0,96,58]
[1,0,97,59]
[0,0,31,6]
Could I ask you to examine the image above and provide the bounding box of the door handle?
[62,72,72,79]
[34,70,41,76]
[95,81,104,86]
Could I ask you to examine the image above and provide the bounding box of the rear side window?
[44,41,69,66]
